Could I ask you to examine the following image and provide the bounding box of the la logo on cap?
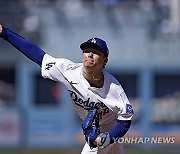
[91,38,96,44]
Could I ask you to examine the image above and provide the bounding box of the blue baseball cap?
[80,38,109,57]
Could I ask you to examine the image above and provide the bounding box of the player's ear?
[103,57,108,68]
[104,57,108,64]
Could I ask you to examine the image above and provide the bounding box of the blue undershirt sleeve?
[109,120,131,144]
[0,26,45,66]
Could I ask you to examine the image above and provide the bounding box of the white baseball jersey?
[41,54,133,126]
[41,54,133,154]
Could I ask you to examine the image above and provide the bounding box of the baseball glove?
[82,108,100,148]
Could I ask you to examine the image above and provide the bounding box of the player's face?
[82,48,107,69]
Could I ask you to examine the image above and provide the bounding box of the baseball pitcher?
[0,24,134,154]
